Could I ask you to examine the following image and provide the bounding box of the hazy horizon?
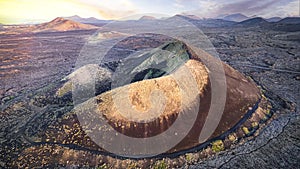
[1,13,300,25]
[0,0,299,24]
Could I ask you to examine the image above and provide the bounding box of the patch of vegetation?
[126,162,138,169]
[185,153,197,164]
[211,140,224,152]
[251,122,259,129]
[97,163,108,169]
[228,134,237,142]
[265,104,272,117]
[242,127,250,135]
[152,160,167,169]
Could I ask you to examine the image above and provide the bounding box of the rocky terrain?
[0,17,299,168]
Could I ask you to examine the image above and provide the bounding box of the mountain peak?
[230,13,247,17]
[237,17,269,27]
[175,14,201,20]
[66,15,82,20]
[47,17,78,26]
[222,13,249,22]
[266,17,282,22]
[63,15,110,25]
[139,15,157,20]
[51,17,67,22]
[31,17,98,32]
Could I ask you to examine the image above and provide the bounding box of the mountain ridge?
[64,15,111,26]
[277,17,300,24]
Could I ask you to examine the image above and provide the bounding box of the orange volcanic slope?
[32,17,98,32]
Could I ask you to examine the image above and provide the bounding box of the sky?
[0,0,299,24]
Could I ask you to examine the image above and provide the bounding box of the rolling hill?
[277,17,300,24]
[266,17,282,22]
[173,14,236,27]
[236,17,270,27]
[64,15,111,26]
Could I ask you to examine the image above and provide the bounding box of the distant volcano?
[139,15,157,20]
[30,17,98,32]
[175,14,201,20]
[64,15,111,26]
[221,13,249,22]
[237,17,269,26]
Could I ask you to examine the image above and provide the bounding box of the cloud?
[269,0,299,17]
[181,0,298,18]
[75,0,138,19]
[174,0,185,9]
[215,0,281,16]
[96,8,137,19]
